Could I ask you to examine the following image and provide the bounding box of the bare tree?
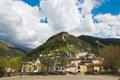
[100,45,120,71]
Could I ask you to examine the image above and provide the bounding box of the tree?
[0,58,7,77]
[41,64,47,73]
[57,57,67,72]
[100,45,120,71]
[58,57,67,68]
[114,60,120,72]
[41,57,54,72]
[8,57,22,71]
[0,58,7,69]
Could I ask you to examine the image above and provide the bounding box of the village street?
[0,75,119,80]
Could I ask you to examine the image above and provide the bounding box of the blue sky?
[0,0,120,48]
[22,0,120,16]
[22,0,40,6]
[92,0,120,16]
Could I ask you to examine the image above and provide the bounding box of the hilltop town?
[0,32,120,77]
[21,32,119,75]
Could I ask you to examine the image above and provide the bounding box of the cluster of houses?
[22,50,104,74]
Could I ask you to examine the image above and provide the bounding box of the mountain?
[0,39,33,52]
[9,42,33,52]
[0,40,26,58]
[29,32,96,60]
[78,35,120,48]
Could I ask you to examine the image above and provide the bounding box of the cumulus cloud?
[0,0,120,49]
[39,0,102,36]
[77,0,103,16]
[40,0,82,32]
[0,0,53,48]
[94,14,120,38]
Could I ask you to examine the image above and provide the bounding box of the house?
[66,63,77,73]
[77,57,104,73]
[22,62,34,72]
[65,52,104,74]
[22,51,104,74]
[21,60,41,73]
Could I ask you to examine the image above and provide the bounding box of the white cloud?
[94,14,120,38]
[0,0,53,48]
[72,14,95,36]
[40,0,82,32]
[77,0,103,16]
[39,0,102,36]
[0,0,120,49]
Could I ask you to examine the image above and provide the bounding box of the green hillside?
[78,35,120,48]
[0,41,26,58]
[29,32,96,60]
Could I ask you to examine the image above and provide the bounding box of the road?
[0,75,119,80]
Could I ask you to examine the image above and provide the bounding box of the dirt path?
[0,75,119,80]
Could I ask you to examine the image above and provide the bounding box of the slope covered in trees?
[29,32,95,60]
[29,32,120,60]
[0,41,26,58]
[78,35,120,48]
